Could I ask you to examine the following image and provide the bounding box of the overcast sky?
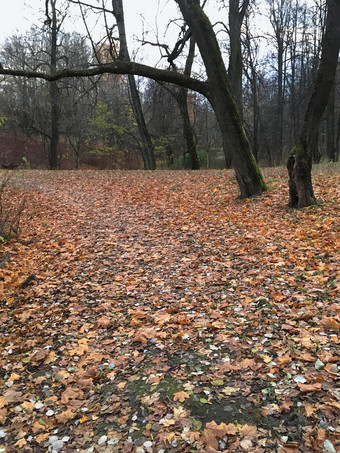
[0,0,187,65]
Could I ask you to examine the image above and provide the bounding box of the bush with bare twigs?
[0,172,26,243]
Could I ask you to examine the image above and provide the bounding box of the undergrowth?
[0,171,26,244]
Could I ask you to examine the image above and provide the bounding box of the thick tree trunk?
[113,0,156,170]
[175,0,266,198]
[287,149,316,208]
[287,0,340,208]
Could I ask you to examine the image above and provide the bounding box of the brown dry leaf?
[201,421,232,450]
[117,381,127,390]
[30,348,49,365]
[240,438,253,450]
[69,338,89,356]
[173,391,190,402]
[223,423,238,435]
[3,390,24,404]
[97,316,111,328]
[320,317,340,331]
[297,383,322,393]
[186,431,200,444]
[261,403,280,416]
[299,353,316,362]
[61,387,84,404]
[277,354,291,366]
[77,378,94,389]
[239,424,257,439]
[131,331,148,345]
[280,400,294,412]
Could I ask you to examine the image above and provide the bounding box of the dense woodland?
[0,0,338,172]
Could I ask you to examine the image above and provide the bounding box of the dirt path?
[0,170,339,452]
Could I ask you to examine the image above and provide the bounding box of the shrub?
[0,172,26,243]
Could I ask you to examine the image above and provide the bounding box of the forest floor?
[0,167,339,453]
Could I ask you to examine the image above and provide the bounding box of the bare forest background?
[0,0,339,172]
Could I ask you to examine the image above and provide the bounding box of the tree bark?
[228,0,249,117]
[112,0,156,170]
[287,0,340,208]
[326,84,335,161]
[48,0,59,170]
[175,0,266,197]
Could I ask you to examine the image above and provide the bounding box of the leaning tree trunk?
[175,0,266,198]
[112,0,156,170]
[287,0,340,208]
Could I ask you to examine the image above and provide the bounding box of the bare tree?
[0,0,267,198]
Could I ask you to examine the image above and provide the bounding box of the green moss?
[291,145,309,160]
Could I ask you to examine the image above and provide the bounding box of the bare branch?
[0,61,210,96]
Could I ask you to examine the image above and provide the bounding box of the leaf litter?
[0,168,339,452]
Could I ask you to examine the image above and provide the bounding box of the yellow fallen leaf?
[56,410,75,424]
[173,391,190,402]
[69,338,89,356]
[303,403,318,417]
[160,419,175,427]
[8,373,21,382]
[0,398,8,409]
[14,438,27,448]
[21,401,35,414]
[44,351,57,364]
[35,433,49,443]
[222,386,239,396]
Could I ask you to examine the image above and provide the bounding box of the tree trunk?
[175,38,200,170]
[175,0,266,198]
[228,0,249,117]
[326,84,335,161]
[112,0,156,170]
[127,74,156,170]
[48,0,59,170]
[287,0,340,208]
